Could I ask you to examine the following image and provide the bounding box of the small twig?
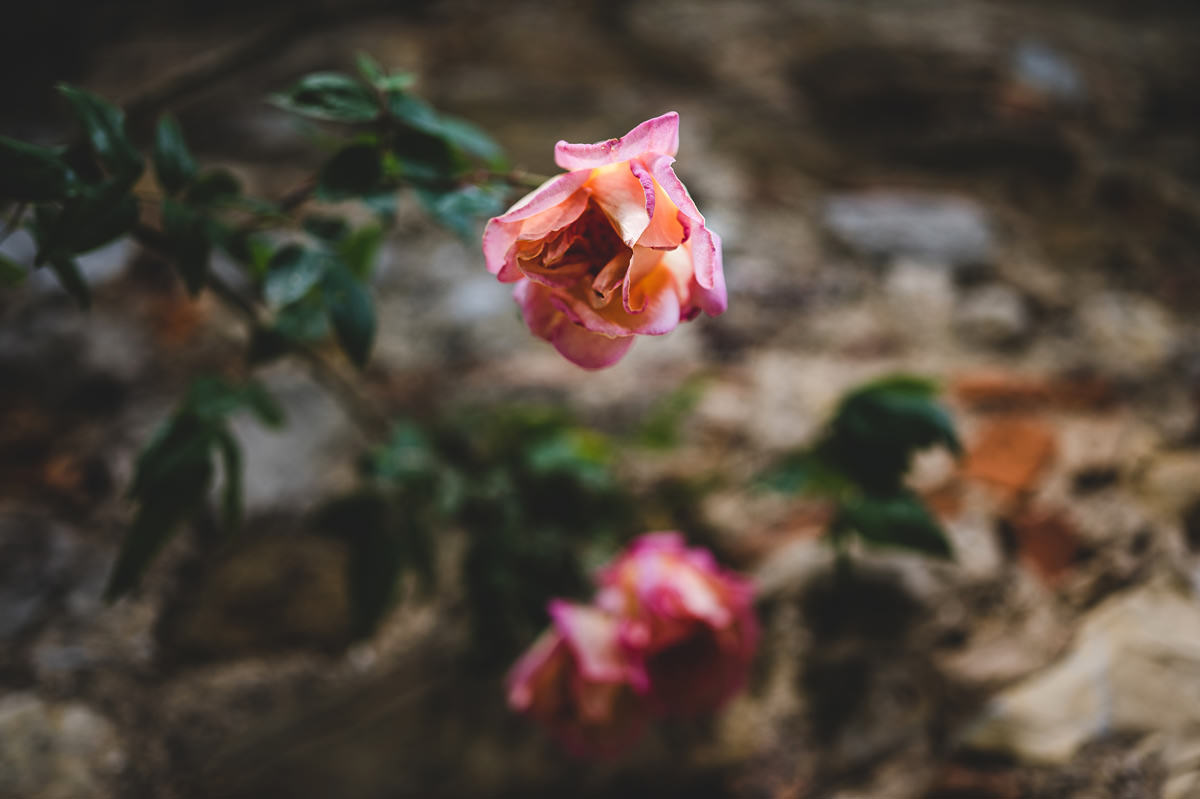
[132,222,392,441]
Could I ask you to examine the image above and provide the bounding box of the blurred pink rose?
[506,600,647,757]
[482,112,726,369]
[596,532,759,716]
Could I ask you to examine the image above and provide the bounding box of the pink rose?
[596,532,759,716]
[505,600,647,757]
[482,112,727,369]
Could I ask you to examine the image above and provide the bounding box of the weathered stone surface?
[963,581,1200,764]
[0,694,125,799]
[822,192,994,266]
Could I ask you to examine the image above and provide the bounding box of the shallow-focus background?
[3,1,1200,797]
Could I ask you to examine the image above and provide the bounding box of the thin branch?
[132,222,392,441]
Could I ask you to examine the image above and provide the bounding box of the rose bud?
[506,600,648,757]
[596,532,758,716]
[482,112,726,369]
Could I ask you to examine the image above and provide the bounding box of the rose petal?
[506,629,565,711]
[550,601,627,682]
[554,267,682,337]
[587,163,651,247]
[554,112,680,171]
[688,227,727,315]
[634,161,686,250]
[551,321,636,369]
[622,246,665,313]
[645,154,704,224]
[483,171,591,276]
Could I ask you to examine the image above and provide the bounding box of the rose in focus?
[506,533,757,757]
[483,113,726,369]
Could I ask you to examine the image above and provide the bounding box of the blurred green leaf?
[757,450,854,497]
[48,256,90,309]
[162,199,210,294]
[416,184,506,239]
[273,295,331,343]
[183,376,285,428]
[338,224,383,279]
[322,263,375,367]
[271,72,380,123]
[356,53,415,92]
[835,491,953,559]
[212,428,243,533]
[317,143,384,201]
[435,116,507,169]
[106,458,212,600]
[822,373,961,494]
[263,244,325,308]
[57,84,142,183]
[0,254,27,287]
[153,114,197,195]
[0,136,77,201]
[315,492,405,638]
[39,181,138,262]
[362,189,398,223]
[385,92,441,133]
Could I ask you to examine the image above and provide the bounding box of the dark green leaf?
[247,326,291,365]
[57,84,142,182]
[184,169,241,206]
[317,143,384,201]
[322,263,375,367]
[263,244,326,307]
[302,214,350,242]
[40,181,138,261]
[822,373,961,493]
[183,376,285,427]
[270,72,380,123]
[48,256,90,309]
[212,428,243,533]
[106,459,212,600]
[416,184,506,240]
[337,224,383,279]
[162,199,210,294]
[362,189,398,223]
[0,254,27,287]
[273,296,330,343]
[153,113,197,195]
[0,136,77,201]
[757,450,854,497]
[835,491,953,558]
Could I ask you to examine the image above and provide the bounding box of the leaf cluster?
[106,378,284,600]
[760,375,961,558]
[320,407,633,656]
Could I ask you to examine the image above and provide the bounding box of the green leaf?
[362,189,398,223]
[41,181,138,261]
[162,199,210,294]
[385,92,442,134]
[822,373,961,493]
[183,376,285,427]
[57,84,142,183]
[212,428,243,533]
[270,72,380,123]
[184,169,241,207]
[356,53,415,92]
[48,256,90,309]
[835,491,953,559]
[263,244,326,308]
[435,116,507,169]
[0,136,77,201]
[337,224,383,279]
[757,450,854,497]
[106,458,213,600]
[0,254,27,287]
[317,143,384,201]
[153,114,197,195]
[416,184,506,239]
[272,295,330,343]
[322,263,375,367]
